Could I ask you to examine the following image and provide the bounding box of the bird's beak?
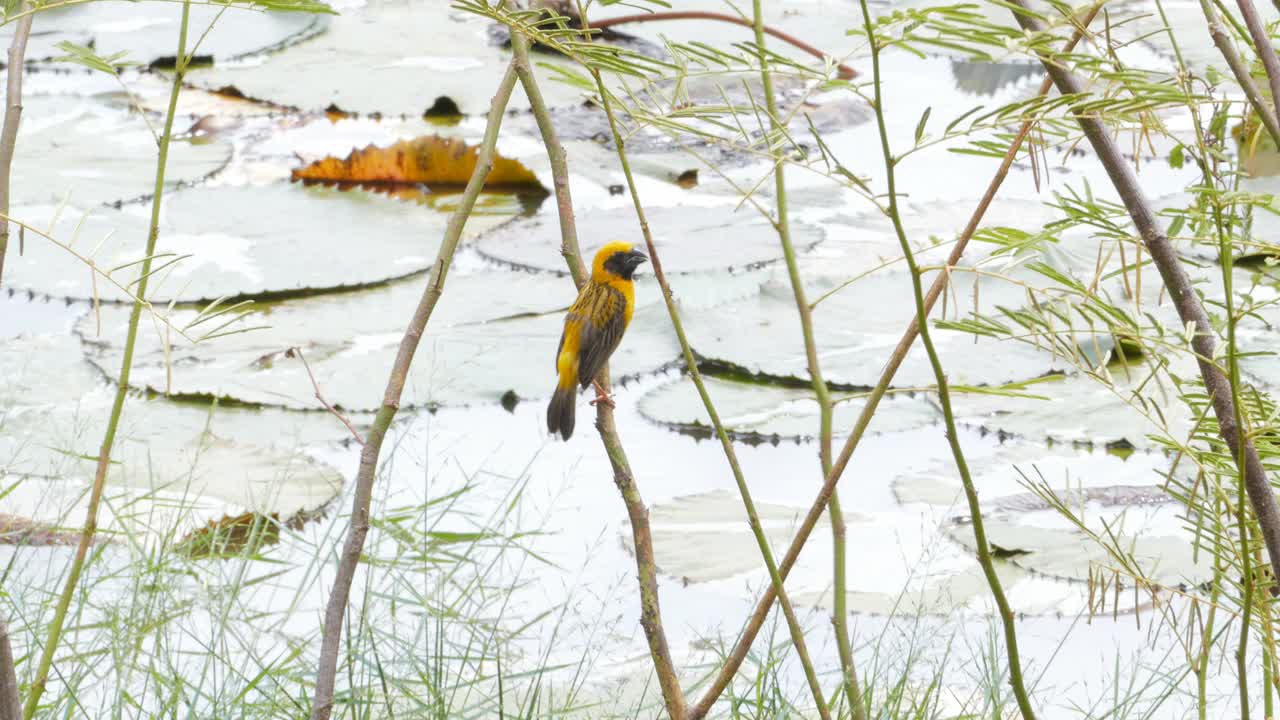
[629,249,648,268]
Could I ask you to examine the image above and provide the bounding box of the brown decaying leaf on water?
[292,135,543,189]
[0,514,85,546]
[177,507,327,558]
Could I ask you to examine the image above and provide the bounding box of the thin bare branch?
[0,9,34,712]
[308,60,522,720]
[512,23,690,718]
[689,7,1101,715]
[0,619,19,720]
[746,0,853,714]
[0,2,34,288]
[1236,0,1280,130]
[590,10,857,79]
[293,346,365,447]
[1199,0,1280,149]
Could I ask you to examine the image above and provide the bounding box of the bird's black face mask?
[604,249,648,280]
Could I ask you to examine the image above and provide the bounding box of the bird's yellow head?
[591,241,648,283]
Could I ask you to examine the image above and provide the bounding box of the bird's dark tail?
[547,385,576,440]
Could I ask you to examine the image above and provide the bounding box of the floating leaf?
[0,2,324,64]
[876,441,1199,613]
[187,3,585,116]
[76,270,690,411]
[1,334,348,525]
[292,136,545,189]
[683,264,1065,390]
[0,515,84,546]
[949,353,1197,450]
[895,442,1172,507]
[475,205,823,275]
[628,489,833,583]
[811,197,1061,277]
[639,374,938,442]
[7,96,230,208]
[6,184,519,303]
[176,506,326,558]
[944,487,1207,586]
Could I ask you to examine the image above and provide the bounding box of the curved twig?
[591,10,857,79]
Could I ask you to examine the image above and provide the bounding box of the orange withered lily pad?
[292,135,543,190]
[178,506,327,559]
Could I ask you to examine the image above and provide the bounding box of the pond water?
[0,0,1273,717]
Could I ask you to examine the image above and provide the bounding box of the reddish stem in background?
[592,11,858,79]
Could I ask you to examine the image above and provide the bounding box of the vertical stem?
[1179,32,1264,715]
[689,7,1101,715]
[1262,558,1276,718]
[509,29,689,720]
[309,62,521,720]
[1207,153,1255,720]
[22,5,192,716]
[0,2,34,288]
[1198,515,1223,720]
[0,8,33,714]
[0,620,19,720]
[856,1,1037,716]
[1256,521,1280,709]
[748,2,863,715]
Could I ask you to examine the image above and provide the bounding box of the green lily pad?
[2,3,324,64]
[628,441,1194,615]
[475,205,822,275]
[634,489,834,583]
[5,184,516,303]
[949,60,1041,96]
[8,96,230,208]
[638,374,938,442]
[894,443,1172,507]
[682,265,1066,389]
[187,3,585,116]
[76,270,684,411]
[810,197,1062,276]
[944,488,1207,586]
[0,334,347,529]
[0,331,104,406]
[0,294,83,340]
[633,486,1048,616]
[949,362,1195,450]
[790,562,1035,617]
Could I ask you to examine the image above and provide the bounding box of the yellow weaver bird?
[547,241,648,440]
